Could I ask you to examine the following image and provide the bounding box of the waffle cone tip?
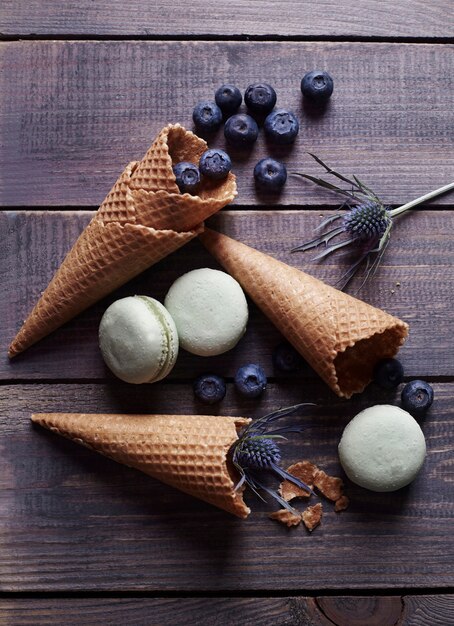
[31,412,251,518]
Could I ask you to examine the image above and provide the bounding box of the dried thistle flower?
[230,403,315,513]
[292,154,454,290]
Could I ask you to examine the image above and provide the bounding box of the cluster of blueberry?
[184,71,334,193]
[193,342,303,404]
[373,358,434,418]
[195,349,434,419]
[194,363,267,404]
[173,148,232,194]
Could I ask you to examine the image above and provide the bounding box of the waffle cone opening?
[334,325,408,398]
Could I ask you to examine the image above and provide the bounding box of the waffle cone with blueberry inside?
[200,228,408,399]
[9,124,237,358]
[31,412,251,518]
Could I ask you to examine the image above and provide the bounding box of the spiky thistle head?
[291,154,395,290]
[292,155,454,291]
[235,437,281,470]
[343,200,391,242]
[230,403,316,513]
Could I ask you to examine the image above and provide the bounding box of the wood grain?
[0,382,452,591]
[1,595,452,625]
[0,597,323,626]
[2,210,453,380]
[1,42,453,207]
[0,0,452,38]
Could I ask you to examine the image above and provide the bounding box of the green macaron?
[99,296,178,384]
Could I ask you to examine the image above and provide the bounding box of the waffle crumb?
[314,469,344,501]
[334,495,350,512]
[269,509,302,527]
[302,503,323,531]
[280,461,317,500]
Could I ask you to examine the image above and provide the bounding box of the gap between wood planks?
[1,205,453,212]
[0,587,452,598]
[1,34,454,44]
[2,376,454,386]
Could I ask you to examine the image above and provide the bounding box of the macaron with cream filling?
[99,296,178,384]
[164,268,248,356]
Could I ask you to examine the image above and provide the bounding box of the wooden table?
[1,2,453,624]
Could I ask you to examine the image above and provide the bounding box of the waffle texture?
[9,124,237,357]
[32,412,251,518]
[199,228,408,399]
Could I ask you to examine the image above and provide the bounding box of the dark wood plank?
[1,42,453,207]
[1,0,452,38]
[2,210,453,380]
[1,595,452,625]
[2,597,319,626]
[0,382,452,591]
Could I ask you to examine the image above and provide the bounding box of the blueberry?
[172,162,200,194]
[272,342,303,372]
[215,84,242,115]
[373,358,404,389]
[401,380,434,418]
[264,109,299,145]
[224,114,259,147]
[234,363,267,398]
[301,71,334,102]
[244,83,277,114]
[254,158,287,192]
[192,100,223,132]
[199,149,232,180]
[193,374,226,404]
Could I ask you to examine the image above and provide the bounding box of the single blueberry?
[301,71,334,102]
[192,100,223,132]
[224,113,259,147]
[373,358,404,389]
[193,374,226,404]
[172,161,200,194]
[272,342,303,372]
[264,109,299,145]
[244,83,277,114]
[215,84,242,115]
[401,380,434,418]
[199,148,232,180]
[254,158,287,192]
[234,363,267,398]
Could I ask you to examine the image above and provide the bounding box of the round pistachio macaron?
[164,268,248,357]
[99,296,178,384]
[338,405,426,492]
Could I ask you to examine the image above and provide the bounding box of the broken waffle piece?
[302,503,323,532]
[269,509,302,527]
[334,495,350,512]
[279,461,317,501]
[313,468,344,502]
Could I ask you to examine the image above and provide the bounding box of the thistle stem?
[390,182,454,218]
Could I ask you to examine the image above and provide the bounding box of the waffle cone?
[9,125,237,357]
[199,229,409,399]
[32,412,251,518]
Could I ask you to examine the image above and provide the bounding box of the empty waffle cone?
[9,124,237,358]
[31,412,251,518]
[199,229,408,399]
